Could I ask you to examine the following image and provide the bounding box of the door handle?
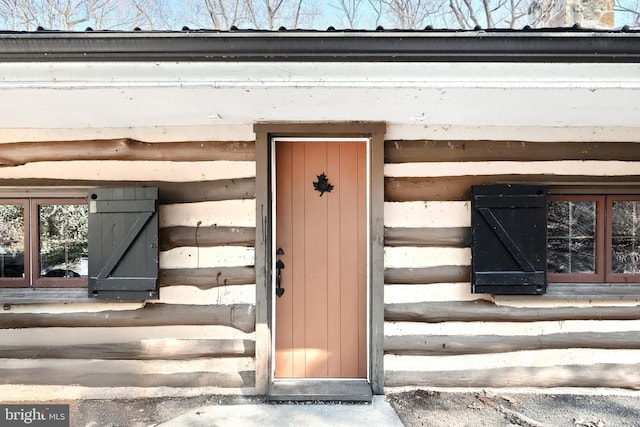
[275,258,285,298]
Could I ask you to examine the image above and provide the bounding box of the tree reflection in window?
[0,204,25,278]
[39,203,88,278]
[611,201,640,274]
[548,200,596,274]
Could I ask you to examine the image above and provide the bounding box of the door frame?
[254,123,386,397]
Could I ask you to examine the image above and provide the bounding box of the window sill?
[496,282,640,301]
[0,288,91,304]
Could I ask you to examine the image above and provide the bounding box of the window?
[0,198,88,288]
[548,195,640,283]
[471,184,640,296]
[0,187,159,300]
[547,195,604,282]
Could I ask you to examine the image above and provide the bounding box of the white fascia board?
[0,62,639,90]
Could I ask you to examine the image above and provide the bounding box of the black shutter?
[88,187,159,300]
[471,184,548,295]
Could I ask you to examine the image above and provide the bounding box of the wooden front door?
[274,139,368,379]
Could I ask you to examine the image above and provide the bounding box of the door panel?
[275,140,367,379]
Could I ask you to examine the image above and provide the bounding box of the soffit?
[0,61,637,129]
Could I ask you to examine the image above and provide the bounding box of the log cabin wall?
[0,136,259,398]
[3,134,640,396]
[383,140,640,389]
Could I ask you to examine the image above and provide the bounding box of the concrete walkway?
[157,396,403,427]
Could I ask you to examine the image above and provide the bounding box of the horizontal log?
[385,175,640,202]
[0,179,255,203]
[159,226,255,251]
[385,363,640,389]
[159,179,255,204]
[0,338,255,360]
[385,227,470,247]
[384,266,470,284]
[387,162,640,180]
[0,303,256,333]
[159,267,255,288]
[385,299,640,323]
[0,364,255,388]
[385,140,640,163]
[0,139,255,167]
[386,176,473,201]
[385,331,640,355]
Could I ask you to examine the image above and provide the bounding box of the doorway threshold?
[268,379,372,402]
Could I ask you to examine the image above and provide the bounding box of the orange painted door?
[275,140,367,379]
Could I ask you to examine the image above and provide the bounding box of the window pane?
[0,204,25,278]
[39,204,88,278]
[547,200,596,274]
[611,201,640,274]
[547,201,569,237]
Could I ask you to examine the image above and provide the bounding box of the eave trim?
[0,31,639,63]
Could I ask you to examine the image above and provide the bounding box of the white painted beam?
[386,161,640,178]
[0,161,255,181]
[384,201,471,228]
[160,200,256,228]
[0,62,638,129]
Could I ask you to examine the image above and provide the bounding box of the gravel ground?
[61,389,640,426]
[387,389,640,427]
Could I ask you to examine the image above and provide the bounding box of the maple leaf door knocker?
[313,173,334,197]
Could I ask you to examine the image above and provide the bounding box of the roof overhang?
[0,31,639,134]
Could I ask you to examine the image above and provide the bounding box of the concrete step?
[268,379,373,402]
